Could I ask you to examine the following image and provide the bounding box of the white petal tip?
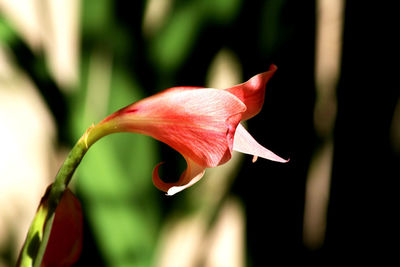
[166,187,182,196]
[233,123,289,164]
[269,155,290,163]
[277,157,290,163]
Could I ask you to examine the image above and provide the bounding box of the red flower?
[41,188,83,267]
[89,64,288,195]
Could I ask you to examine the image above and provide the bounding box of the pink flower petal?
[89,67,287,195]
[233,123,289,163]
[152,155,206,196]
[112,88,246,167]
[225,64,277,120]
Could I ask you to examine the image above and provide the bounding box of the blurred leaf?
[149,0,241,75]
[81,0,113,37]
[0,16,18,43]
[149,2,202,73]
[203,0,241,24]
[259,0,288,57]
[89,202,157,266]
[70,50,160,266]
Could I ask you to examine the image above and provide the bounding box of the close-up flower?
[85,64,288,195]
[3,1,393,266]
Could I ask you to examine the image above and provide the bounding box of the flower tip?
[166,187,182,196]
[266,154,290,163]
[269,64,278,72]
[267,151,290,163]
[278,157,290,163]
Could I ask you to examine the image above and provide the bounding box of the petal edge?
[225,64,277,120]
[152,156,206,195]
[233,123,289,163]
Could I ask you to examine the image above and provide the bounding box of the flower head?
[87,64,288,195]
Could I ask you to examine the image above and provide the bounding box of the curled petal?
[233,123,289,163]
[225,64,277,120]
[152,156,206,196]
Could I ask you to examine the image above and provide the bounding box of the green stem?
[18,120,116,267]
[49,137,89,212]
[32,137,89,267]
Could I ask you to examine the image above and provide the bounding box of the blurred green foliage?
[149,0,241,73]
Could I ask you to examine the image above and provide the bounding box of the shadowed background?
[0,0,399,266]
